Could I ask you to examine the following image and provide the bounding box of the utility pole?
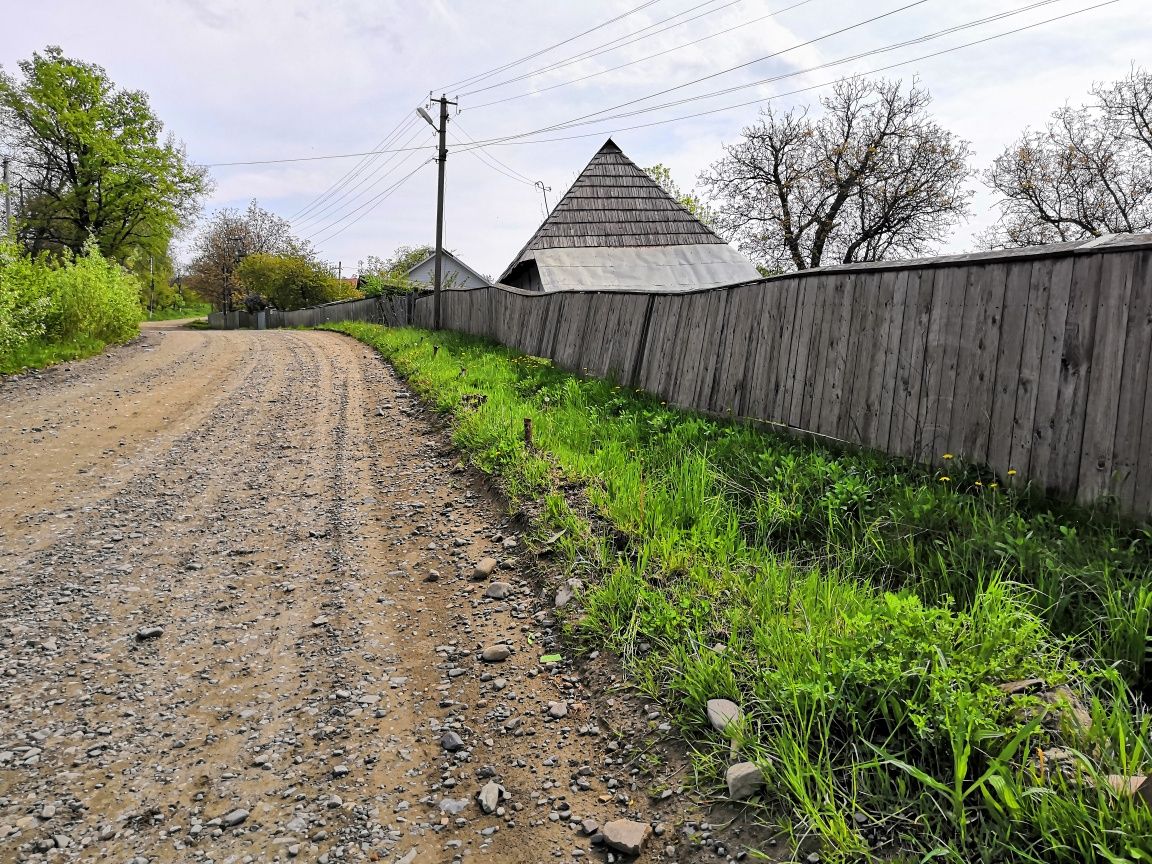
[2,157,10,239]
[337,261,342,279]
[148,255,155,319]
[417,94,457,331]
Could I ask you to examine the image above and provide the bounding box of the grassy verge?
[0,334,111,374]
[146,302,212,321]
[326,322,1152,863]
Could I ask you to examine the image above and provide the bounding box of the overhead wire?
[448,119,536,186]
[477,0,1069,132]
[292,121,432,230]
[436,0,668,93]
[450,0,1118,151]
[460,0,934,141]
[306,157,433,245]
[289,113,418,220]
[466,0,821,109]
[458,0,743,97]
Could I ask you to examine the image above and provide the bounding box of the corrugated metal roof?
[499,139,731,283]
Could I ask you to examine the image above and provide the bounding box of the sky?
[3,0,1148,278]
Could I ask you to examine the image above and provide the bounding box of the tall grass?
[329,322,1152,863]
[0,239,141,372]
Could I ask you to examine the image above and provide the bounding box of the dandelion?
[975,481,983,487]
[942,453,954,460]
[990,482,999,489]
[939,476,951,482]
[1007,468,1017,476]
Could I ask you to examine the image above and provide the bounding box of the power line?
[307,158,433,245]
[289,113,418,220]
[467,0,818,109]
[449,119,536,186]
[459,0,742,97]
[492,0,1070,133]
[293,122,433,229]
[463,0,934,143]
[452,0,1118,152]
[203,142,433,167]
[437,0,668,92]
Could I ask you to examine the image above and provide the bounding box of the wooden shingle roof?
[499,139,726,281]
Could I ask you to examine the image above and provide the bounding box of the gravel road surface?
[0,324,752,864]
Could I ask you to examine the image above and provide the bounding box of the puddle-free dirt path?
[0,327,749,864]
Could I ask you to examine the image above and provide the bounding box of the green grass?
[326,322,1152,863]
[145,302,212,321]
[0,334,110,374]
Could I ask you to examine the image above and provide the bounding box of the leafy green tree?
[357,244,438,295]
[234,253,358,311]
[645,164,720,232]
[0,46,209,261]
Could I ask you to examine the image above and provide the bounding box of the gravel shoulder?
[0,327,757,864]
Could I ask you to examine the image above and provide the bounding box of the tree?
[982,66,1152,247]
[699,77,973,272]
[185,201,305,310]
[357,244,437,295]
[233,253,357,312]
[0,46,208,261]
[644,164,720,231]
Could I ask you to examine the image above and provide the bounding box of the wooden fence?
[209,234,1152,517]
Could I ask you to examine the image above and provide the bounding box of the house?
[498,138,760,292]
[405,249,492,290]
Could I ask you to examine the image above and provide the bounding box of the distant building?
[498,138,760,293]
[405,250,492,290]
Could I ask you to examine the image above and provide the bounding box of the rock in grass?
[481,645,511,663]
[472,557,498,580]
[725,762,764,800]
[706,698,742,734]
[601,819,652,856]
[485,582,511,600]
[1106,775,1152,809]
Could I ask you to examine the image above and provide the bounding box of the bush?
[0,239,141,371]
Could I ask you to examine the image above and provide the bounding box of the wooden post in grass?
[523,418,533,447]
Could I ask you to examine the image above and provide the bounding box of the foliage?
[358,245,437,296]
[0,46,208,262]
[1,239,140,372]
[699,77,973,272]
[328,321,1152,863]
[233,252,358,311]
[644,164,720,232]
[982,66,1152,247]
[186,200,316,310]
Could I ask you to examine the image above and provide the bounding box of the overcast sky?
[4,0,1147,277]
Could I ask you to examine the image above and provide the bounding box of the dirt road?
[0,324,748,864]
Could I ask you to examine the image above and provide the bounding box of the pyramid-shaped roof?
[499,139,728,283]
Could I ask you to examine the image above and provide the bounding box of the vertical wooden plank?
[1113,250,1152,513]
[989,260,1035,477]
[766,278,800,422]
[801,277,829,433]
[675,291,711,408]
[695,289,731,412]
[742,282,780,419]
[960,263,1008,466]
[1027,257,1074,487]
[943,266,983,460]
[928,266,967,460]
[860,269,897,449]
[712,284,755,415]
[786,276,818,428]
[1077,251,1134,505]
[839,270,878,442]
[895,269,933,459]
[1047,253,1103,497]
[818,273,855,438]
[876,269,910,452]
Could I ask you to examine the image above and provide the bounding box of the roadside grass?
[146,302,212,321]
[0,334,108,374]
[327,321,1152,863]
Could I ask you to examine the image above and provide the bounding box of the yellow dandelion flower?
[975,481,983,487]
[990,482,999,489]
[939,476,951,482]
[942,453,954,460]
[1007,469,1017,476]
